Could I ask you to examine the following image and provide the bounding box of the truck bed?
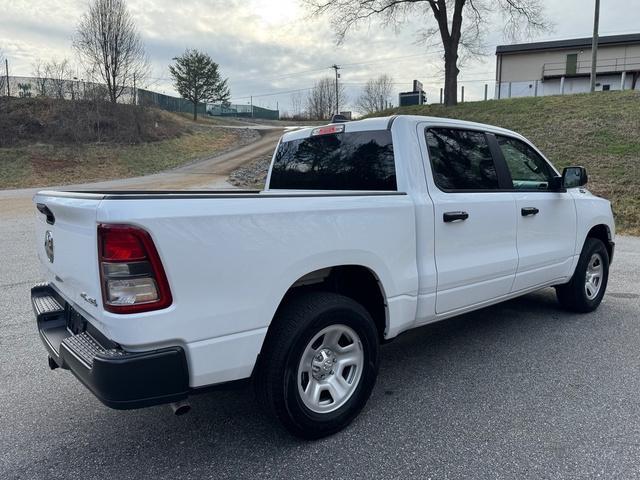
[33,188,418,387]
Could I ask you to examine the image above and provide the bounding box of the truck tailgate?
[34,193,103,314]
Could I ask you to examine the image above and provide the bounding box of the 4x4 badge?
[80,292,98,307]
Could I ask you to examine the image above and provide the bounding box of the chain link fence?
[1,75,279,120]
[1,75,136,102]
[207,103,279,120]
[136,88,206,115]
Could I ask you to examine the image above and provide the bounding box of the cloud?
[1,0,639,112]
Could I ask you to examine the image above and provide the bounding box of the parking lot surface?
[2,205,639,479]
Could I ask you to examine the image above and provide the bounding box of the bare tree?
[45,59,73,99]
[304,0,549,106]
[74,0,148,104]
[290,90,305,119]
[32,59,49,96]
[356,74,394,114]
[306,77,347,120]
[0,49,6,96]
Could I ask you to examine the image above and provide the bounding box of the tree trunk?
[193,101,198,121]
[443,46,459,107]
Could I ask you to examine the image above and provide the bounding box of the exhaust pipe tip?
[170,400,191,416]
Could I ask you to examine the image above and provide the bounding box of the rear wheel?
[556,237,609,313]
[254,292,379,439]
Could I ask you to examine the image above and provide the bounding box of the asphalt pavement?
[1,207,640,479]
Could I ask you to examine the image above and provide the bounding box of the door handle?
[521,207,539,216]
[443,211,469,222]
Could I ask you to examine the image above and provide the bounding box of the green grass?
[370,90,640,235]
[0,128,239,189]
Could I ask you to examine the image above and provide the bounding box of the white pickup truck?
[32,115,615,438]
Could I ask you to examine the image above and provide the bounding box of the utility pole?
[5,58,9,97]
[331,64,340,114]
[250,95,254,118]
[590,0,600,92]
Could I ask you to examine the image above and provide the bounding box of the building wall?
[497,44,640,82]
[496,73,638,99]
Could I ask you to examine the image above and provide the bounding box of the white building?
[495,33,640,98]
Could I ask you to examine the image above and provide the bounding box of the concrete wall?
[495,73,638,99]
[497,44,640,82]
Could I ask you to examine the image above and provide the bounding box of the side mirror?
[562,166,588,189]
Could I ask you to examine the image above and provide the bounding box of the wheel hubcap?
[311,348,337,380]
[584,253,603,300]
[297,324,364,414]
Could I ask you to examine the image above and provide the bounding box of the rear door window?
[425,128,499,191]
[269,130,396,190]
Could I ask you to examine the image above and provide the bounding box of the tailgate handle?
[443,211,469,222]
[36,203,55,225]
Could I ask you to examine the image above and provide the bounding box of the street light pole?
[331,64,340,114]
[590,0,600,92]
[5,58,9,97]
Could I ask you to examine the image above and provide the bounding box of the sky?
[1,0,639,114]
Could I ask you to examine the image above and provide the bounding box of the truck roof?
[281,115,524,143]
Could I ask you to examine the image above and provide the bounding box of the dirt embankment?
[0,97,185,147]
[0,97,267,190]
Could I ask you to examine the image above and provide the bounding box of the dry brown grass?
[0,97,187,147]
[0,97,248,189]
[0,128,240,189]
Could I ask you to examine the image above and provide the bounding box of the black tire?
[254,291,379,439]
[556,237,609,313]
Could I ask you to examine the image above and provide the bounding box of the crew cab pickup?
[32,116,615,438]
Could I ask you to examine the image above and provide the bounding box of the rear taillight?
[98,224,172,314]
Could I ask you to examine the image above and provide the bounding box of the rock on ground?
[228,153,271,189]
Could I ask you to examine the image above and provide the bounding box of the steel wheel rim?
[297,324,364,414]
[584,253,604,300]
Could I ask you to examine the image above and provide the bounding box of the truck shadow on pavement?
[22,287,628,479]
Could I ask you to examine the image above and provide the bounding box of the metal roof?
[496,33,640,55]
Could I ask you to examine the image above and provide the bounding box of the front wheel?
[254,292,379,439]
[556,237,610,313]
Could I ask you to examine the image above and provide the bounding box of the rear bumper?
[31,284,189,409]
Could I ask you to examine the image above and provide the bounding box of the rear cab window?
[268,129,396,190]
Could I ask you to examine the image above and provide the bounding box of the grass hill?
[0,97,187,146]
[0,97,241,189]
[371,91,640,235]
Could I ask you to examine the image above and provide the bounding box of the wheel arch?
[270,264,389,343]
[585,223,614,262]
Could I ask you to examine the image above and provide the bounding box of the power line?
[229,51,438,87]
[140,50,454,100]
[339,52,439,68]
[230,86,315,102]
[234,66,332,84]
